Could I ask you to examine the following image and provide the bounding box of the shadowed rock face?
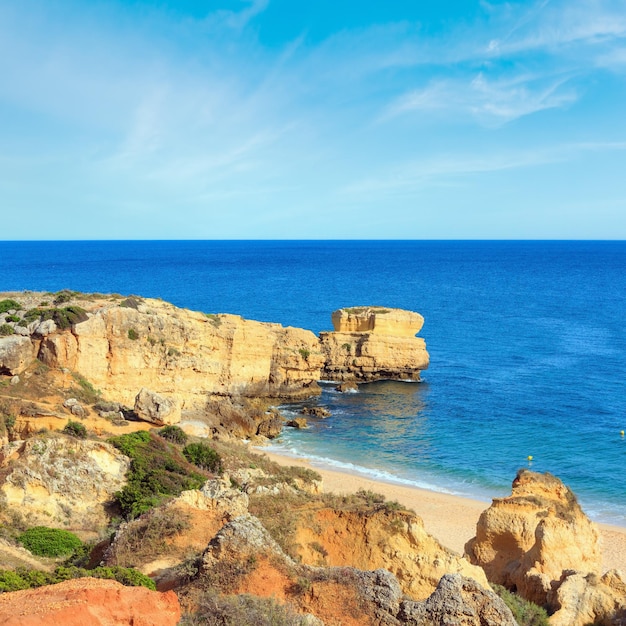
[320,307,429,382]
[465,469,602,606]
[0,579,181,626]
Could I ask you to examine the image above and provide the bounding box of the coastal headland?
[1,290,625,625]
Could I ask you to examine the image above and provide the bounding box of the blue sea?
[2,240,625,526]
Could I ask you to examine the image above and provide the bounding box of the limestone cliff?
[465,469,603,606]
[320,307,429,382]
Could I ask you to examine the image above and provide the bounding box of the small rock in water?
[336,382,358,392]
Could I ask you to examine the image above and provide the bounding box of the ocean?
[2,240,625,526]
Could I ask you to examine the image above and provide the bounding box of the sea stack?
[319,306,429,382]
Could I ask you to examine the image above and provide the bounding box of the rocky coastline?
[1,290,624,625]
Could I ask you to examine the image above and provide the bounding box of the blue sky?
[1,0,625,239]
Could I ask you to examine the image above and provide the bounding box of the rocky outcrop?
[548,569,626,626]
[197,514,510,626]
[400,574,517,626]
[0,578,181,626]
[465,469,603,606]
[294,506,489,601]
[0,335,34,375]
[0,436,130,532]
[320,307,429,382]
[176,477,249,517]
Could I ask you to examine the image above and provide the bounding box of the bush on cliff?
[492,584,549,626]
[182,442,223,473]
[158,425,188,445]
[0,565,156,592]
[108,431,207,519]
[0,299,22,314]
[18,527,83,558]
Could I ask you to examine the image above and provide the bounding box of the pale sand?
[261,450,626,574]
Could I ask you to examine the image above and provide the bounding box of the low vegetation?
[492,584,550,626]
[182,442,223,473]
[0,566,156,592]
[0,324,14,336]
[108,431,208,519]
[17,527,83,558]
[158,425,189,445]
[63,420,87,439]
[0,299,22,314]
[108,506,192,567]
[181,590,307,626]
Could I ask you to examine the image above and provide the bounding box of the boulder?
[301,406,331,417]
[465,469,602,606]
[0,335,34,375]
[134,388,180,426]
[256,411,284,438]
[331,307,424,336]
[287,417,308,429]
[336,382,358,392]
[0,578,181,626]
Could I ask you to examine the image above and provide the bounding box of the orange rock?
[465,469,602,606]
[0,578,181,626]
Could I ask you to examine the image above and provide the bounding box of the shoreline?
[259,448,626,574]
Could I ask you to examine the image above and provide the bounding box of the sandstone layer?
[465,469,603,606]
[320,307,429,382]
[0,578,181,626]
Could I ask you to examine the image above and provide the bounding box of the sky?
[1,0,626,240]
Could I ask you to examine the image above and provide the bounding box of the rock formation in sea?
[320,306,429,382]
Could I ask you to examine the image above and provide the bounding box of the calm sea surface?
[2,240,625,525]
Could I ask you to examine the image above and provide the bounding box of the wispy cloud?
[384,72,578,125]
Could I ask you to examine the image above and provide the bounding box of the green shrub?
[0,565,155,592]
[108,431,207,519]
[5,314,20,323]
[0,299,22,314]
[492,584,550,626]
[183,442,222,473]
[0,324,15,336]
[64,420,87,439]
[298,348,310,360]
[128,328,139,340]
[18,527,83,558]
[158,425,188,445]
[22,305,88,330]
[53,291,75,305]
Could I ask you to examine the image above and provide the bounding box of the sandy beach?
[261,449,626,574]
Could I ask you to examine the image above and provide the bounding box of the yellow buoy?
[527,455,533,461]
[620,430,624,437]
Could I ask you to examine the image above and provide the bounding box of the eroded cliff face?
[320,307,429,382]
[293,506,489,601]
[465,469,603,607]
[0,436,130,533]
[36,297,324,414]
